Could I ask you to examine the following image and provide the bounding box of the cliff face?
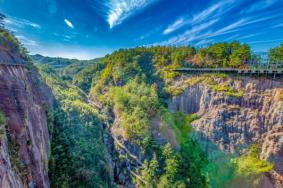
[169,76,283,186]
[0,64,52,188]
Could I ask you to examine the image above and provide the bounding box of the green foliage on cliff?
[0,20,30,61]
[209,82,244,98]
[109,79,159,144]
[37,64,112,188]
[0,111,5,125]
[0,111,6,138]
[232,144,273,177]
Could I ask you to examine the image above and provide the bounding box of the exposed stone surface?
[0,63,52,188]
[169,76,283,187]
[108,114,141,188]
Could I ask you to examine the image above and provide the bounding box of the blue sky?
[1,0,283,59]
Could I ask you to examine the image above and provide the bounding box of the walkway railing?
[173,67,283,76]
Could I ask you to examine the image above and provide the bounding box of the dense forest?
[37,64,113,187]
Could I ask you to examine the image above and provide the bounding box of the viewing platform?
[173,67,283,76]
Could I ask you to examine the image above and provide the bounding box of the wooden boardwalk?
[174,68,283,76]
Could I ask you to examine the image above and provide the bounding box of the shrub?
[0,111,6,125]
[232,144,273,177]
[0,111,6,137]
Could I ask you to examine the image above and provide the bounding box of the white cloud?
[242,0,279,14]
[159,9,283,46]
[272,23,283,28]
[4,17,41,29]
[160,19,219,45]
[163,18,185,35]
[64,19,74,29]
[15,35,38,46]
[248,39,283,44]
[162,0,236,35]
[106,0,158,29]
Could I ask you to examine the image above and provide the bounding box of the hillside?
[32,54,100,81]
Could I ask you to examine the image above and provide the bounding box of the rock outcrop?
[0,63,52,187]
[169,76,283,187]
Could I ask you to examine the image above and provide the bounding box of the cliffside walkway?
[0,61,27,66]
[173,67,283,78]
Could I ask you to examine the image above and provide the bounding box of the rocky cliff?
[0,62,52,187]
[169,75,283,187]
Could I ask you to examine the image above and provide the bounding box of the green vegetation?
[0,111,5,125]
[232,144,272,177]
[0,111,6,138]
[32,54,101,82]
[37,64,112,188]
[0,15,30,61]
[194,42,251,68]
[162,111,198,144]
[137,142,207,188]
[0,29,29,59]
[73,61,105,93]
[164,73,243,98]
[209,82,244,98]
[109,79,159,144]
[268,44,283,65]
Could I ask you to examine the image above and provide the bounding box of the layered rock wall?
[169,76,283,186]
[0,64,52,188]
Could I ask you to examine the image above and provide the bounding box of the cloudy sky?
[1,0,283,59]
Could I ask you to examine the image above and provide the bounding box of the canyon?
[0,40,282,188]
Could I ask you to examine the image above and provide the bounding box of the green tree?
[268,44,283,64]
[140,153,160,188]
[157,144,180,188]
[230,44,251,67]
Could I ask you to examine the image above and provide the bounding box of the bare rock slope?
[0,61,52,187]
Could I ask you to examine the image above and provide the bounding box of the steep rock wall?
[169,76,283,186]
[0,64,52,188]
